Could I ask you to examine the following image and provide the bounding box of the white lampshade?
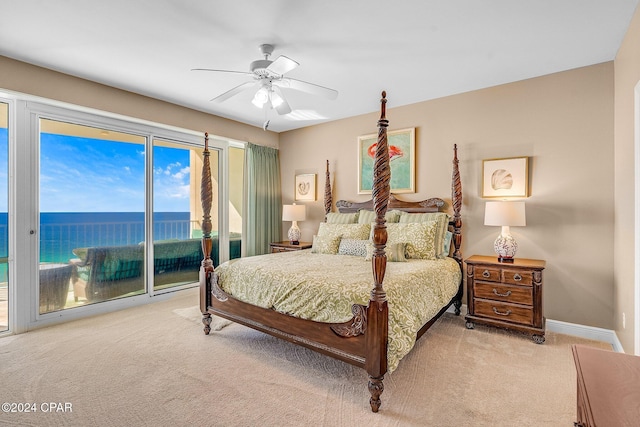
[270,90,284,108]
[252,87,269,108]
[282,204,306,222]
[484,201,526,227]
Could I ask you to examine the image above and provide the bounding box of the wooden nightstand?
[269,241,312,253]
[464,255,546,343]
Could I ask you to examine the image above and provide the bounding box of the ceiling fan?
[192,44,338,116]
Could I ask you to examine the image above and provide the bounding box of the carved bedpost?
[451,144,462,266]
[200,132,214,334]
[324,160,332,220]
[451,144,463,315]
[366,91,390,413]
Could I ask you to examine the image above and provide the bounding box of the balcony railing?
[0,218,200,283]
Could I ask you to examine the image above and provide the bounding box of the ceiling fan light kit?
[192,43,338,122]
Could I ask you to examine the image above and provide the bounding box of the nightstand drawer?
[271,247,291,253]
[473,281,533,305]
[502,269,533,286]
[474,298,533,326]
[473,266,501,282]
[270,241,312,253]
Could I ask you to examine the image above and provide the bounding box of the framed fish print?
[295,173,316,201]
[357,127,415,194]
[482,156,529,198]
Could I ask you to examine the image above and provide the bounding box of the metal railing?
[39,219,196,263]
[0,219,200,283]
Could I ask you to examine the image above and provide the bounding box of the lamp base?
[288,222,301,245]
[494,233,518,262]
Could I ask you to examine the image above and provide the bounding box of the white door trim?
[634,80,640,355]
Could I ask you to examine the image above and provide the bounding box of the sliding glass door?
[0,95,242,332]
[0,102,8,331]
[36,118,235,310]
[39,119,146,312]
[152,139,219,290]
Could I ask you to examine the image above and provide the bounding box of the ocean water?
[0,212,191,281]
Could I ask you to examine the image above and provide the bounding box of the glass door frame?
[0,95,15,337]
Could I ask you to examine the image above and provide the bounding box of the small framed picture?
[295,174,316,201]
[482,157,529,198]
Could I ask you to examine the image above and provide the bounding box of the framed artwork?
[357,127,415,194]
[295,173,316,201]
[482,156,529,198]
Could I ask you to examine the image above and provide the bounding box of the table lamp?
[484,201,526,262]
[282,203,306,244]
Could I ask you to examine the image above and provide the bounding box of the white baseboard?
[546,319,624,352]
[447,303,624,352]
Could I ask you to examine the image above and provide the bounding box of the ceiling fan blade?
[279,78,338,100]
[272,86,292,115]
[211,81,257,102]
[192,68,254,77]
[267,55,299,76]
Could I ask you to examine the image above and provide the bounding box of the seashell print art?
[297,181,310,195]
[491,169,513,190]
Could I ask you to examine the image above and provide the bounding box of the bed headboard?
[325,144,463,268]
[335,195,445,213]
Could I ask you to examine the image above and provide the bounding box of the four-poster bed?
[199,92,463,412]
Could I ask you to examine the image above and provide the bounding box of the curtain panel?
[245,143,282,256]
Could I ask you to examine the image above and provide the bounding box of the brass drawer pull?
[493,288,511,297]
[513,273,522,281]
[482,270,491,278]
[492,307,512,316]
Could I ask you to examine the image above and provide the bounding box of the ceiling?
[1,1,638,133]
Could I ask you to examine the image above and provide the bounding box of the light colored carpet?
[0,287,610,426]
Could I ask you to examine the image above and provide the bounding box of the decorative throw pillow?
[364,242,408,262]
[311,234,342,254]
[399,212,450,258]
[357,209,403,224]
[317,222,371,240]
[385,221,438,260]
[443,231,453,257]
[338,239,368,257]
[325,212,359,224]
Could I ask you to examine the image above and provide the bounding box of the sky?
[0,129,191,213]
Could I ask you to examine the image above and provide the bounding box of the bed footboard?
[203,268,369,366]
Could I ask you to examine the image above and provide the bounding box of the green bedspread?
[215,249,461,372]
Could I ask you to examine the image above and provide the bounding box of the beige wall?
[0,56,279,148]
[614,4,640,353]
[280,62,615,329]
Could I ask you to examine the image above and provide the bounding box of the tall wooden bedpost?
[366,91,390,413]
[451,144,462,263]
[200,133,214,334]
[451,144,463,315]
[324,160,332,220]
